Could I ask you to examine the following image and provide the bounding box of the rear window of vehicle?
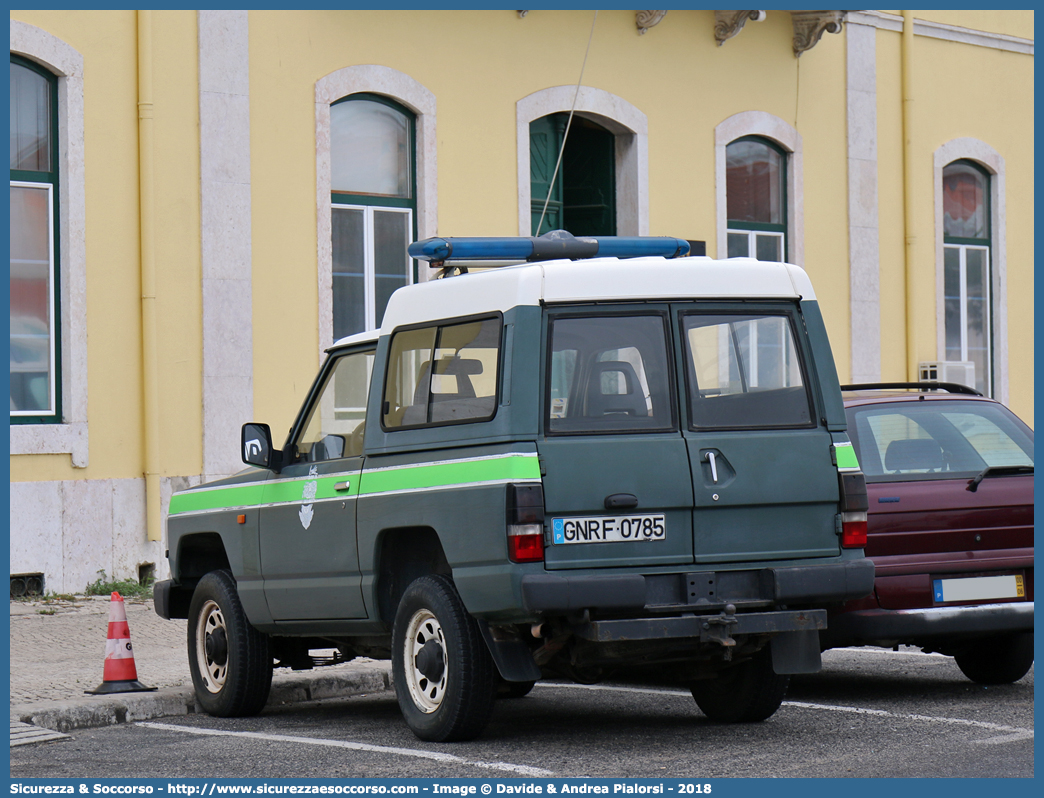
[681,313,813,429]
[846,399,1034,482]
[546,313,674,434]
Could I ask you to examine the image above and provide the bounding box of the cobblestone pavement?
[9,596,388,710]
[10,596,190,706]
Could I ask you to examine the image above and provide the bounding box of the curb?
[12,667,393,735]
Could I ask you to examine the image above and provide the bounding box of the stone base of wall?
[9,475,202,595]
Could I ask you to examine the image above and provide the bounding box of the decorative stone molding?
[199,10,253,483]
[636,11,668,35]
[790,10,846,56]
[516,86,648,237]
[714,111,803,267]
[9,21,89,468]
[315,65,438,356]
[714,10,766,46]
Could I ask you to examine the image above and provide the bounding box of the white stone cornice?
[846,11,1033,55]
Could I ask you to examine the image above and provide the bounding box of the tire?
[187,570,273,717]
[498,679,536,699]
[690,648,790,723]
[953,632,1034,685]
[392,574,497,742]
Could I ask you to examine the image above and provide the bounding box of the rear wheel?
[690,648,789,723]
[953,632,1034,684]
[392,574,497,741]
[187,570,272,717]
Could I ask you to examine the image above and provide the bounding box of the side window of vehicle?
[546,314,674,434]
[382,316,502,429]
[682,313,813,429]
[295,349,375,462]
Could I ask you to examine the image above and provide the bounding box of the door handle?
[704,451,718,484]
[334,481,351,492]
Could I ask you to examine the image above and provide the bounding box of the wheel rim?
[195,599,229,694]
[403,608,447,713]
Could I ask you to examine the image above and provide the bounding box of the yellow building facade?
[8,10,1034,593]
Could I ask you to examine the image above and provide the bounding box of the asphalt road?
[10,647,1033,780]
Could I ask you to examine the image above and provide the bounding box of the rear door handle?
[704,451,718,484]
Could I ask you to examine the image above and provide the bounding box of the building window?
[10,55,59,423]
[530,114,616,236]
[330,93,416,339]
[725,136,787,261]
[942,159,991,395]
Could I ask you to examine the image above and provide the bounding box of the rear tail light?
[841,511,868,548]
[838,471,868,548]
[507,484,545,563]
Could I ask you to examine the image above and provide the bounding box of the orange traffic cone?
[86,592,158,695]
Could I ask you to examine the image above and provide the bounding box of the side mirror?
[241,423,282,471]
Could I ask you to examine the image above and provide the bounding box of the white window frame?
[10,21,88,467]
[944,243,992,395]
[9,180,57,418]
[330,204,414,334]
[725,228,785,262]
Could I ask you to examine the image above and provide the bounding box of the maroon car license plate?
[933,574,1025,603]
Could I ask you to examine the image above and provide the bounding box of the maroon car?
[821,382,1034,684]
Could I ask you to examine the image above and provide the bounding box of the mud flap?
[477,620,543,682]
[770,629,823,674]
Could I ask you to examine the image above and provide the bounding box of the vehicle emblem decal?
[299,465,319,529]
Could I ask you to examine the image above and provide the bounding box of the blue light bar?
[408,231,690,263]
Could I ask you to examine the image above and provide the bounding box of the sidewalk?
[9,596,392,740]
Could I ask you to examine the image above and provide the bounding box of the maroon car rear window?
[846,400,1033,482]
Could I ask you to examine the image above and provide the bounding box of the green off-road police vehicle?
[154,232,874,741]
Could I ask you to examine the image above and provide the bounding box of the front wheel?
[690,648,789,723]
[953,632,1034,684]
[187,570,273,717]
[392,575,497,742]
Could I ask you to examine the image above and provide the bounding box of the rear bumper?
[573,608,826,642]
[520,559,874,614]
[821,600,1034,646]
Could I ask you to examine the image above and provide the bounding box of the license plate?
[933,574,1024,603]
[552,514,665,545]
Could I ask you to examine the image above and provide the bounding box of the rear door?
[677,304,841,563]
[539,308,694,570]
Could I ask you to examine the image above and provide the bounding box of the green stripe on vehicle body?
[168,453,540,516]
[169,483,267,515]
[359,454,540,496]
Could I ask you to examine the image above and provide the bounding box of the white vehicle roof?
[378,256,816,333]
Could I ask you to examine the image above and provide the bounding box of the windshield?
[846,399,1034,482]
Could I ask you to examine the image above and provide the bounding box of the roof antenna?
[535,10,598,237]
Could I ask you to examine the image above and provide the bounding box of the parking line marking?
[137,722,553,777]
[534,683,1033,744]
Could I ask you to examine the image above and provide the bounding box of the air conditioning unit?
[919,361,975,388]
